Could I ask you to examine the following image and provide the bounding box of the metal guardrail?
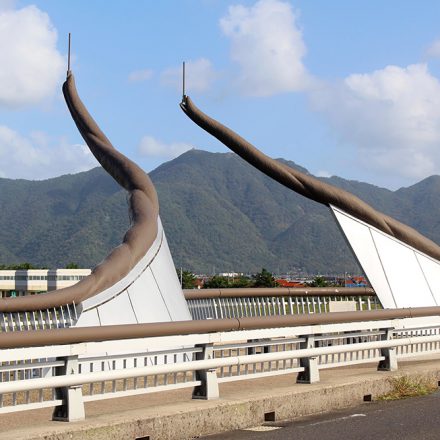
[1,314,440,421]
[0,304,78,332]
[186,294,379,320]
[0,288,374,332]
[184,287,379,319]
[2,306,440,349]
[183,287,375,299]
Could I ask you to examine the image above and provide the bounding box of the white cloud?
[426,39,440,58]
[0,126,97,179]
[0,0,16,11]
[161,58,217,94]
[220,0,312,97]
[316,170,332,178]
[310,63,440,182]
[0,5,64,108]
[138,136,193,159]
[128,69,153,83]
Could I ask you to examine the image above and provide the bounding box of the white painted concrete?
[331,205,440,308]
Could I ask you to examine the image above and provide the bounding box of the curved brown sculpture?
[0,72,159,312]
[180,95,440,262]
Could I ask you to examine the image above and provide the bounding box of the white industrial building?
[0,269,91,298]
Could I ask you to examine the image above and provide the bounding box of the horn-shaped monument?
[0,40,191,329]
[180,92,440,309]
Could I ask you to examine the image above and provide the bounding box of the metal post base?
[378,328,398,372]
[297,335,320,384]
[52,355,85,422]
[192,344,219,400]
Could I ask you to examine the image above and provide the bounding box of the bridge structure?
[1,303,440,424]
[2,49,440,439]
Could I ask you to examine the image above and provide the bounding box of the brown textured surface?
[180,96,440,262]
[0,73,159,312]
[183,287,375,299]
[0,306,439,349]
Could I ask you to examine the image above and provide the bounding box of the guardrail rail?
[184,287,379,319]
[1,305,440,422]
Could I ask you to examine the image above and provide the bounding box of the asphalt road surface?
[201,391,440,440]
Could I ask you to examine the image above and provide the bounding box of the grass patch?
[378,376,437,401]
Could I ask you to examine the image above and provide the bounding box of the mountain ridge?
[0,149,438,274]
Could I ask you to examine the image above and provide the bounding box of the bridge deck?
[1,354,440,440]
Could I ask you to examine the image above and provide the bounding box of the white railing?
[0,315,439,421]
[0,303,78,332]
[187,294,380,319]
[0,291,377,332]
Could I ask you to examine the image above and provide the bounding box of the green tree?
[252,268,278,288]
[180,270,198,289]
[65,262,79,269]
[202,274,253,288]
[309,276,328,287]
[231,275,253,288]
[2,262,38,270]
[203,275,231,289]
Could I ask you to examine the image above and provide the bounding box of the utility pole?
[67,32,71,76]
[182,61,186,98]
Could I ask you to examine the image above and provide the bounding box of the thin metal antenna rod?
[182,61,186,98]
[67,33,71,76]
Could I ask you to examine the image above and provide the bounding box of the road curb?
[4,363,440,440]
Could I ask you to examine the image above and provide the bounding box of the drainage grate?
[264,411,276,422]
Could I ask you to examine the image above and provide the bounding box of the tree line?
[179,268,279,289]
[0,262,79,270]
[179,269,344,289]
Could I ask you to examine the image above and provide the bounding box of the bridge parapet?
[0,310,439,421]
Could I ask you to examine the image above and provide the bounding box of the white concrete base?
[331,205,440,308]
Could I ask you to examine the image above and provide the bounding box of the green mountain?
[0,149,439,274]
[0,171,128,269]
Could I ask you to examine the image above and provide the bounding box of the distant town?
[179,269,369,290]
[0,263,369,298]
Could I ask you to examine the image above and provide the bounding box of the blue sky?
[1,0,440,189]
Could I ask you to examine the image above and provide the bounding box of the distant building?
[0,269,91,298]
[218,272,242,278]
[344,276,369,288]
[276,279,306,288]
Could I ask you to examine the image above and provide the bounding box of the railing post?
[192,344,219,400]
[247,340,256,355]
[246,339,271,355]
[52,355,85,422]
[212,298,219,319]
[378,328,398,371]
[297,335,320,384]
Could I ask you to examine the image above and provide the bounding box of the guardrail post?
[247,339,271,355]
[212,298,219,319]
[52,355,85,422]
[297,335,320,384]
[247,339,256,355]
[378,328,397,371]
[192,344,219,400]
